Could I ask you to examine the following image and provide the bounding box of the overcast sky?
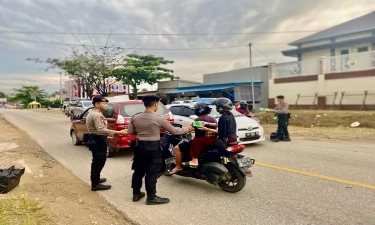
[0,0,374,94]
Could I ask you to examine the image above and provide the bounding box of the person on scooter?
[168,103,217,174]
[236,101,256,117]
[233,101,240,110]
[197,97,237,150]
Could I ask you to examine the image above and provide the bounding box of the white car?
[165,104,265,145]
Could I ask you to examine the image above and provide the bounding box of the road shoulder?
[0,116,131,225]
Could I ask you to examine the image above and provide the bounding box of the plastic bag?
[0,166,25,194]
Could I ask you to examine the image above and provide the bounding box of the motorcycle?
[158,129,255,193]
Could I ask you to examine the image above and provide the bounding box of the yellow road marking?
[256,161,375,190]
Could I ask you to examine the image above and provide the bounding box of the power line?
[251,45,274,62]
[0,36,290,51]
[214,46,248,73]
[0,30,321,36]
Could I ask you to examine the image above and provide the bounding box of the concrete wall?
[157,80,202,104]
[203,66,267,84]
[301,50,331,61]
[203,66,269,108]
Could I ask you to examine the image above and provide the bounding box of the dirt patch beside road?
[258,110,375,129]
[0,116,130,225]
[263,124,375,144]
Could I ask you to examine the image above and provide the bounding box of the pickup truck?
[69,99,93,121]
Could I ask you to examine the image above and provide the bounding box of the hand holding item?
[116,130,127,135]
[187,125,195,132]
[197,126,208,131]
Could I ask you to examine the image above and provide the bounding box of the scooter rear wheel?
[218,164,246,193]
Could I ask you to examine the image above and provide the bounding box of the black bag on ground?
[0,166,25,194]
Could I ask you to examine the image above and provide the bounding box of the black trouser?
[276,114,289,140]
[88,135,107,187]
[131,141,162,198]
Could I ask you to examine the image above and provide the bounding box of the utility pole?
[249,43,255,107]
[59,72,62,104]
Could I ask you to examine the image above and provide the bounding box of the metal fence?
[326,50,375,73]
[275,58,318,78]
[291,90,375,110]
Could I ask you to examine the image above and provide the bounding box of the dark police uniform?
[86,96,115,191]
[127,95,190,205]
[272,95,290,142]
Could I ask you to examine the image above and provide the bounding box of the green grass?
[0,196,51,225]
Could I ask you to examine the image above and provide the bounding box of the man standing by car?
[269,95,290,142]
[86,96,127,191]
[127,95,194,205]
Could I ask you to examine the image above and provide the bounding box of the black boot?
[99,178,107,183]
[270,139,280,142]
[281,136,291,142]
[132,192,146,202]
[146,195,170,205]
[91,184,111,191]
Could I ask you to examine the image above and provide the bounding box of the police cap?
[276,95,284,99]
[142,95,160,103]
[92,96,109,104]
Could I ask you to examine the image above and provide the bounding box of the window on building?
[234,86,261,102]
[340,49,349,55]
[357,47,368,53]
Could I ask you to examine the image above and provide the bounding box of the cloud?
[0,0,374,93]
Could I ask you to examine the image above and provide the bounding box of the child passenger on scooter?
[168,103,217,175]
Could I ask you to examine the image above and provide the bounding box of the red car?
[70,100,174,157]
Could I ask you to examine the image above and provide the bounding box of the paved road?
[2,109,375,225]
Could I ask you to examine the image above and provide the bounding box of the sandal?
[182,161,198,168]
[166,169,182,175]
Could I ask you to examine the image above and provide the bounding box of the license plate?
[246,132,259,137]
[236,157,253,167]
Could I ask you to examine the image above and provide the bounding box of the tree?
[141,88,148,92]
[0,92,7,98]
[27,47,127,98]
[111,54,179,99]
[9,86,45,105]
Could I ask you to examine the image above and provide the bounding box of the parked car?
[69,99,93,121]
[170,100,195,104]
[165,103,265,145]
[70,100,174,157]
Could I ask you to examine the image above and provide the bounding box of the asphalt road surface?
[1,109,375,225]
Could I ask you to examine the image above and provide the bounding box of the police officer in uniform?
[269,95,291,142]
[86,96,127,191]
[127,95,194,205]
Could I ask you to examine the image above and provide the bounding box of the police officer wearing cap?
[86,96,127,191]
[268,95,291,142]
[127,95,194,205]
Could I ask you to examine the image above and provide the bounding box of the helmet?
[194,102,211,116]
[211,98,233,112]
[240,101,248,110]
